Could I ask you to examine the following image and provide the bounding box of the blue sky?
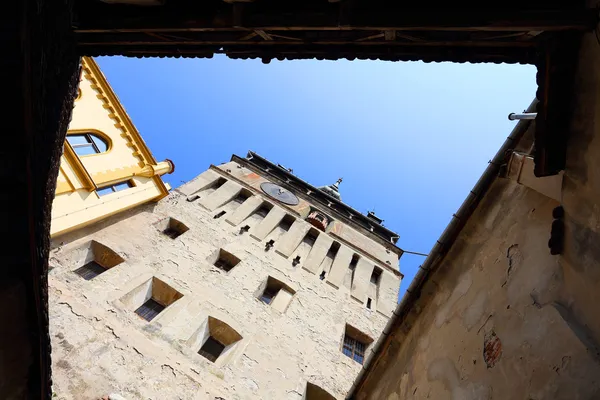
[97,56,537,296]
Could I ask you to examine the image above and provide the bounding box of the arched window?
[67,132,109,156]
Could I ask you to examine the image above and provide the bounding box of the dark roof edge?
[345,98,538,399]
[229,152,404,257]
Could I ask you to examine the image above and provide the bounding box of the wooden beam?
[78,39,538,48]
[255,29,273,40]
[74,6,597,33]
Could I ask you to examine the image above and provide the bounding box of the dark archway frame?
[9,1,597,398]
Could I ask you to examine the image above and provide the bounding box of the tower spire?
[318,178,343,201]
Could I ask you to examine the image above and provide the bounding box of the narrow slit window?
[279,214,295,231]
[233,190,250,204]
[370,267,382,284]
[366,298,372,309]
[256,205,271,218]
[135,299,165,322]
[198,336,226,363]
[214,210,226,219]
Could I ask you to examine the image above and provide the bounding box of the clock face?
[260,182,299,206]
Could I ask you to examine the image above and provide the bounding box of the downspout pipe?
[346,99,538,399]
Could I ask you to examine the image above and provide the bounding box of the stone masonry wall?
[49,167,399,399]
[356,177,600,400]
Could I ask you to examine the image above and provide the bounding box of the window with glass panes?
[134,298,165,322]
[343,334,366,364]
[96,181,133,196]
[67,133,109,156]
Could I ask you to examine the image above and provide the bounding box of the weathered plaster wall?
[356,177,600,400]
[49,170,399,399]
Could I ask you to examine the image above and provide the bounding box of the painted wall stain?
[483,330,502,368]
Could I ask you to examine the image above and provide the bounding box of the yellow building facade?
[51,57,173,237]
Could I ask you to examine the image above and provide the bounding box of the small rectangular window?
[97,180,133,197]
[96,186,115,197]
[135,298,165,322]
[198,336,226,363]
[74,261,106,280]
[213,249,241,272]
[343,335,366,364]
[366,298,372,309]
[260,288,277,304]
[113,181,132,192]
[342,325,373,365]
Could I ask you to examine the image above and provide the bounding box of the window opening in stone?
[343,335,365,364]
[239,225,250,235]
[342,325,373,365]
[305,382,336,400]
[258,276,296,311]
[74,261,105,280]
[256,205,271,218]
[233,189,251,204]
[213,177,226,189]
[319,271,326,280]
[72,240,124,280]
[366,298,372,309]
[260,287,277,304]
[327,241,341,258]
[349,254,359,269]
[213,249,241,272]
[214,210,226,219]
[292,255,301,266]
[303,229,318,246]
[344,254,360,290]
[160,217,189,239]
[279,214,295,231]
[121,277,183,323]
[370,267,382,284]
[198,336,225,363]
[135,298,165,322]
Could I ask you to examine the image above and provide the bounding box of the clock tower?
[49,150,403,400]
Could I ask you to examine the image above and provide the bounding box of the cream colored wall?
[51,57,170,238]
[52,176,164,237]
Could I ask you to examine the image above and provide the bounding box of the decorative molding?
[63,142,97,192]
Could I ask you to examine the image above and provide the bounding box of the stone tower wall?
[49,161,401,399]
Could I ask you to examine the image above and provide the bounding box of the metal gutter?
[346,99,538,399]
